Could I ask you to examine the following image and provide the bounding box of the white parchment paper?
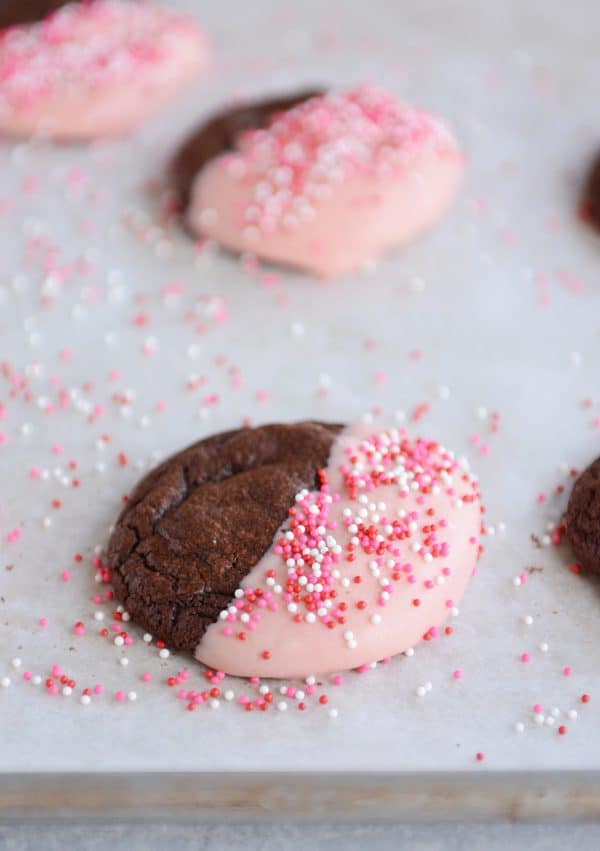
[1,0,600,774]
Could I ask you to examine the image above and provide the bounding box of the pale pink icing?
[0,1,208,139]
[196,423,482,678]
[187,86,464,277]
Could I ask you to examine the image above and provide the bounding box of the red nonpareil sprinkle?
[581,694,591,704]
[475,752,485,762]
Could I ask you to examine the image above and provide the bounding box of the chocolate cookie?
[171,88,323,209]
[581,153,600,229]
[107,421,342,651]
[565,457,600,573]
[0,0,76,30]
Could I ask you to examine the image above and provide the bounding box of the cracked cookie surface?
[107,421,342,651]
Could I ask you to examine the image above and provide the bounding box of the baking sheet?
[1,0,600,782]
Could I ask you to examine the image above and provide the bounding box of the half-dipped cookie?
[175,85,465,277]
[0,0,208,139]
[107,421,483,678]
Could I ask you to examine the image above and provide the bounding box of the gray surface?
[1,0,600,798]
[2,821,600,851]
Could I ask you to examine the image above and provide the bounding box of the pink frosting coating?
[187,86,465,277]
[0,1,208,139]
[196,423,482,678]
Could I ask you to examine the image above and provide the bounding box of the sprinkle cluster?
[0,1,199,108]
[218,428,481,639]
[219,85,460,239]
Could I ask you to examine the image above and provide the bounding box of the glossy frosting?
[0,1,207,139]
[187,86,464,276]
[197,422,482,678]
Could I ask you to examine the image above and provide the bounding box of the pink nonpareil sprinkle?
[7,528,22,543]
[411,402,430,422]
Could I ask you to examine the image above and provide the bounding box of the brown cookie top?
[565,457,600,573]
[107,421,343,652]
[581,153,600,229]
[171,88,323,209]
[0,0,76,30]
